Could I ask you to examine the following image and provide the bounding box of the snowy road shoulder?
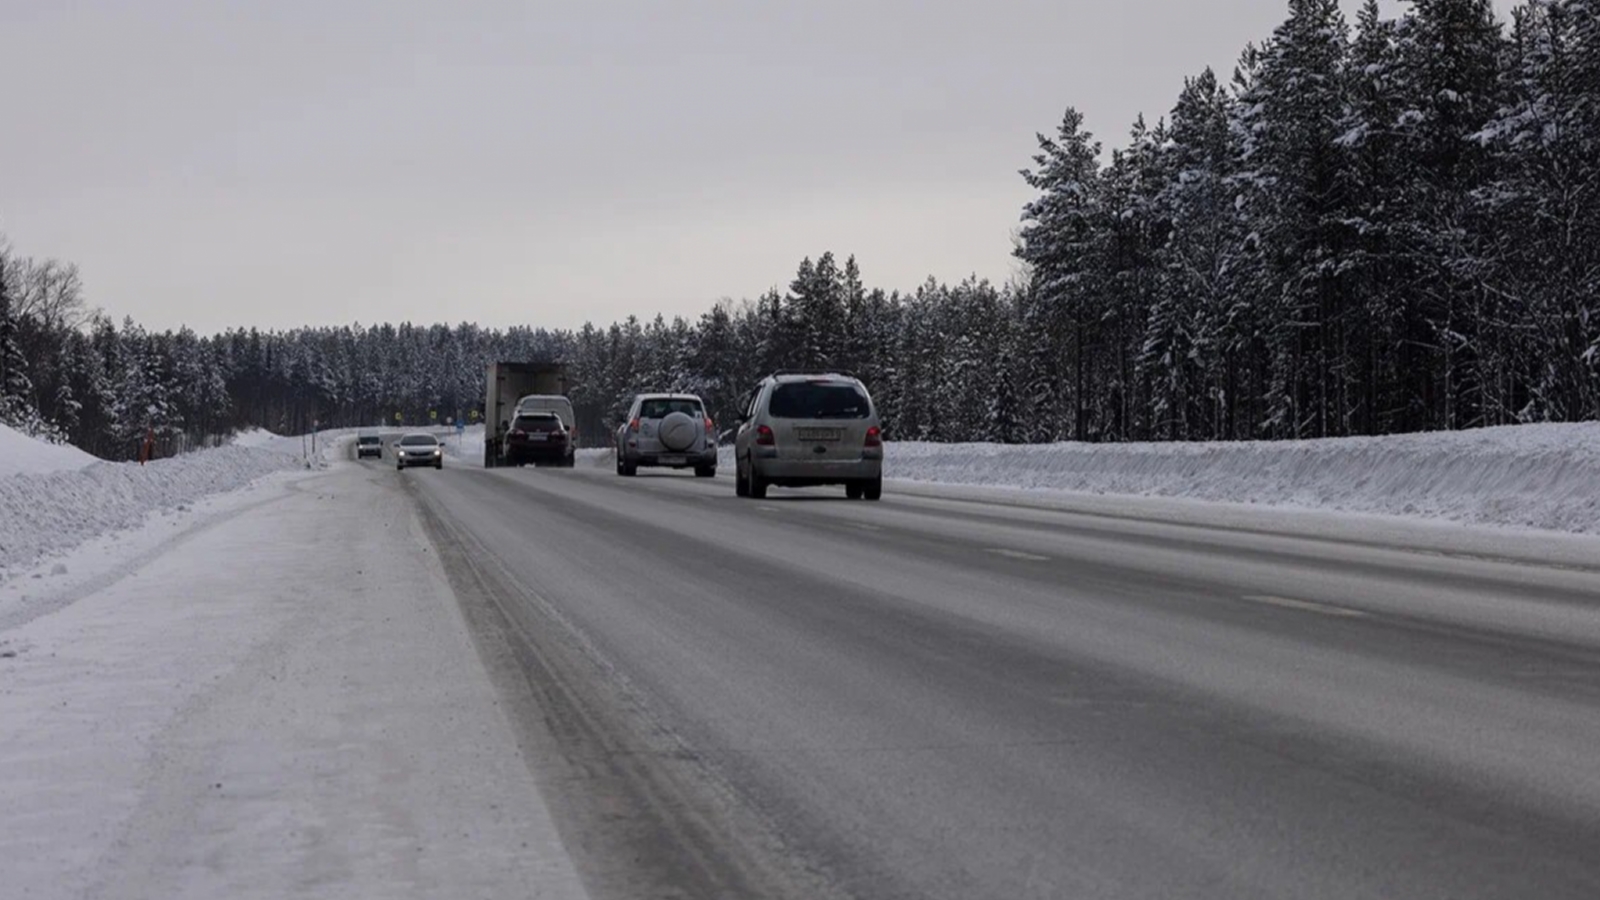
[0,460,587,900]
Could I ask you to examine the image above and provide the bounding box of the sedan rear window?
[399,435,438,446]
[768,383,870,420]
[639,398,703,419]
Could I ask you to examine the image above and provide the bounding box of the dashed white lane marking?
[847,523,883,532]
[1242,595,1369,618]
[986,548,1051,562]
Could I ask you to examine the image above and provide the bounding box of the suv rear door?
[766,380,874,462]
[635,397,706,457]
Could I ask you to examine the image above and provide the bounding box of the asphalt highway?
[376,445,1600,900]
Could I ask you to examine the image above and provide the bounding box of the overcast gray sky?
[1,0,1516,335]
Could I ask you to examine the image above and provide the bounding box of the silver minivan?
[616,393,718,477]
[734,373,883,500]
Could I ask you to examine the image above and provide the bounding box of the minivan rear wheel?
[748,462,768,499]
[735,462,749,497]
[863,477,883,501]
[846,482,864,500]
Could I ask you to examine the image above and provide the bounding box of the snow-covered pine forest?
[2,0,1596,459]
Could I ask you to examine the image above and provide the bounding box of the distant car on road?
[504,411,573,467]
[734,372,882,500]
[395,433,443,470]
[616,393,717,478]
[356,431,383,459]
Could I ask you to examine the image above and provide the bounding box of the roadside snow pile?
[0,444,305,579]
[0,423,96,477]
[882,423,1600,533]
[228,427,286,449]
[443,425,485,466]
[230,427,355,459]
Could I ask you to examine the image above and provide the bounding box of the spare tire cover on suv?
[658,411,698,451]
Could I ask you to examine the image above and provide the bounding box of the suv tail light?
[704,416,715,435]
[865,425,882,448]
[629,417,640,432]
[755,424,775,446]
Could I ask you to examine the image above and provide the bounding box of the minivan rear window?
[639,398,703,419]
[768,383,870,419]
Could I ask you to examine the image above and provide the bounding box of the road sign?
[456,421,466,435]
[430,410,438,421]
[469,409,479,421]
[394,412,402,422]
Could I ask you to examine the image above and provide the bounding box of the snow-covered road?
[0,450,586,900]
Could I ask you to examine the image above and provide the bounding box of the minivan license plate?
[797,428,842,442]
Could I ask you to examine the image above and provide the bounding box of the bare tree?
[10,257,96,332]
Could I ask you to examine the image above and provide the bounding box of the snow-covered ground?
[0,447,586,900]
[872,423,1600,534]
[0,422,97,475]
[0,429,338,589]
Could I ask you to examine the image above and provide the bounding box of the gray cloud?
[1,0,1517,334]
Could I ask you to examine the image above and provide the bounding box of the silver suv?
[616,393,718,477]
[734,372,883,500]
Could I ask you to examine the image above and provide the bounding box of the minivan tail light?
[755,425,775,446]
[865,426,882,448]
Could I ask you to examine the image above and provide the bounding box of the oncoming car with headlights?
[394,432,443,470]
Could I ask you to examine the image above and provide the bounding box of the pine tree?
[0,256,40,432]
[1478,0,1600,421]
[1017,107,1104,441]
[1395,0,1507,428]
[1234,0,1351,438]
[1336,0,1413,433]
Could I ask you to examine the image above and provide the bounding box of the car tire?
[863,477,883,501]
[616,455,625,476]
[735,462,749,497]
[435,461,443,470]
[694,465,715,478]
[846,482,864,500]
[749,463,768,499]
[621,462,638,477]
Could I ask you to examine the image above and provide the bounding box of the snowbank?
[443,424,486,466]
[0,422,96,476]
[228,427,285,449]
[878,423,1600,534]
[0,444,307,579]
